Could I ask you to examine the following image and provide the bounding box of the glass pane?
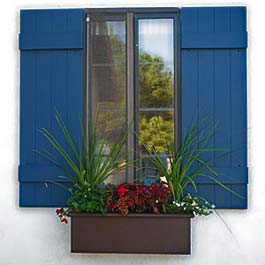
[138,18,175,183]
[96,111,127,146]
[90,18,127,185]
[97,111,127,185]
[139,111,174,153]
[139,19,174,108]
[138,111,174,183]
[91,20,126,110]
[91,65,126,108]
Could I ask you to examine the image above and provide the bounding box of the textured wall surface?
[0,0,264,264]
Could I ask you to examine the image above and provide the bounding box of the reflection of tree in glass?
[140,113,174,153]
[139,52,174,108]
[139,52,174,153]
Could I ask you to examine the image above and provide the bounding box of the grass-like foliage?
[38,113,128,213]
[142,116,243,203]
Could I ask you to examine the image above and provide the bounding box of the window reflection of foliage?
[139,52,174,108]
[140,113,174,153]
[139,52,174,153]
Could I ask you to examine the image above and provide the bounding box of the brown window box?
[70,213,194,254]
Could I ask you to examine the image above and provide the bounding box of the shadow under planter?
[70,213,194,254]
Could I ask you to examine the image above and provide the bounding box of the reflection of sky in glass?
[139,19,174,71]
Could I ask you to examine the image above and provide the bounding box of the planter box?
[70,213,194,254]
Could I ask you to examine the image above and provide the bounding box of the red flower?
[60,218,68,224]
[117,186,126,196]
[105,182,172,215]
[56,208,64,215]
[127,198,135,207]
[136,185,146,193]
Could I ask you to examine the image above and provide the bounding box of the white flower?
[173,201,180,207]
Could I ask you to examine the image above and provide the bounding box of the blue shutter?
[19,9,84,206]
[181,7,248,208]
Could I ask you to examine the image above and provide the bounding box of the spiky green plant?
[37,113,129,212]
[141,117,243,203]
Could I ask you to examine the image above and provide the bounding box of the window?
[86,10,180,184]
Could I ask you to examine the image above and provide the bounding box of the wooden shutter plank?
[181,8,197,33]
[231,49,247,167]
[67,50,84,150]
[231,7,246,32]
[198,50,215,164]
[52,10,68,32]
[20,52,36,165]
[181,50,198,136]
[198,184,215,206]
[19,182,72,207]
[35,51,52,165]
[231,184,247,208]
[214,50,231,167]
[51,51,68,160]
[197,7,214,32]
[20,10,36,33]
[214,7,231,32]
[215,184,232,208]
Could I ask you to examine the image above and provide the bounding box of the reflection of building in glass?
[91,22,121,104]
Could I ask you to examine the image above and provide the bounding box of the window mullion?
[126,12,135,183]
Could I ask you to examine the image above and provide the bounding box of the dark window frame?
[84,8,181,183]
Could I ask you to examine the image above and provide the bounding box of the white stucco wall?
[0,0,264,264]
